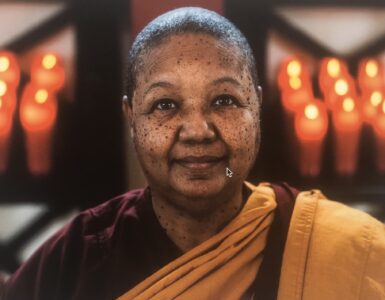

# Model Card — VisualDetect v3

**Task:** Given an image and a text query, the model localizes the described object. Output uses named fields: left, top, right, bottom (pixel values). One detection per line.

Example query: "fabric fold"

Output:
left=117, top=183, right=277, bottom=300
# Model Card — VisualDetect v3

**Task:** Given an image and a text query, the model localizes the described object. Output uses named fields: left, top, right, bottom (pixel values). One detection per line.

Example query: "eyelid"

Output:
left=212, top=94, right=241, bottom=106
left=150, top=98, right=178, bottom=112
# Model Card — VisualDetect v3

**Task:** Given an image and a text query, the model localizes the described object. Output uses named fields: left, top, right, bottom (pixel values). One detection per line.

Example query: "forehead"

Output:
left=137, top=33, right=245, bottom=76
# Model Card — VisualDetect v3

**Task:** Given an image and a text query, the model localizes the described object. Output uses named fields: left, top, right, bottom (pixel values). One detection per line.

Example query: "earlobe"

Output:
left=123, top=95, right=135, bottom=139
left=256, top=85, right=263, bottom=104
left=122, top=95, right=133, bottom=123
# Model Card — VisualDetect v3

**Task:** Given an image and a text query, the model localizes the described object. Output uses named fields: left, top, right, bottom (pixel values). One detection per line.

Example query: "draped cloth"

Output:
left=117, top=182, right=277, bottom=300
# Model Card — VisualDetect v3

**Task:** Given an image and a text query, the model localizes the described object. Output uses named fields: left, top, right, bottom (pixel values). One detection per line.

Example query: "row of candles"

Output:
left=0, top=51, right=65, bottom=175
left=279, top=56, right=385, bottom=177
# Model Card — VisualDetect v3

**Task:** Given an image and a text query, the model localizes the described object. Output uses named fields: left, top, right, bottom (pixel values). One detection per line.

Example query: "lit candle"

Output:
left=332, top=96, right=362, bottom=176
left=319, top=57, right=349, bottom=97
left=20, top=84, right=57, bottom=175
left=325, top=75, right=356, bottom=110
left=294, top=100, right=328, bottom=177
left=0, top=51, right=20, bottom=90
left=361, top=90, right=384, bottom=123
left=30, top=53, right=65, bottom=92
left=358, top=58, right=384, bottom=92
left=278, top=58, right=313, bottom=112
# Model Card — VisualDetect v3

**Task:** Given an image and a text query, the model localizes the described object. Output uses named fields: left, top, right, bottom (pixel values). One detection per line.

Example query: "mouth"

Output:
left=174, top=155, right=227, bottom=170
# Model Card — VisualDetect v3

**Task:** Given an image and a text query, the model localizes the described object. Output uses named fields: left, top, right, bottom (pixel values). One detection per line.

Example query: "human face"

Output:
left=127, top=33, right=260, bottom=210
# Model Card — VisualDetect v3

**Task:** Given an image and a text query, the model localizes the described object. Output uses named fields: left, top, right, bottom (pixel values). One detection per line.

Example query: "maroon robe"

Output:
left=1, top=183, right=297, bottom=300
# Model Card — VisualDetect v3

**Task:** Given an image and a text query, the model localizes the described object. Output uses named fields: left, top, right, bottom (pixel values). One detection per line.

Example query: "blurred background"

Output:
left=0, top=0, right=385, bottom=278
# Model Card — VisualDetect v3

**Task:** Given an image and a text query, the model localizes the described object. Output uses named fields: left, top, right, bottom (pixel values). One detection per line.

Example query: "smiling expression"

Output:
left=127, top=33, right=260, bottom=211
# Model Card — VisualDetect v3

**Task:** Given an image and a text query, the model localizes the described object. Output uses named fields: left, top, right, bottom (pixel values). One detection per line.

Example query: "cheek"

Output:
left=133, top=119, right=175, bottom=164
left=217, top=111, right=258, bottom=165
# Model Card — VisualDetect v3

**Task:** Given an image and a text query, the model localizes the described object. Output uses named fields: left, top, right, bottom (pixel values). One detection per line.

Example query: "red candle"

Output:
left=319, top=57, right=349, bottom=98
left=332, top=96, right=362, bottom=176
left=30, top=53, right=65, bottom=92
left=294, top=100, right=328, bottom=177
left=358, top=58, right=384, bottom=92
left=278, top=58, right=313, bottom=112
left=325, top=75, right=356, bottom=110
left=361, top=89, right=384, bottom=123
left=20, top=84, right=57, bottom=175
left=0, top=51, right=20, bottom=90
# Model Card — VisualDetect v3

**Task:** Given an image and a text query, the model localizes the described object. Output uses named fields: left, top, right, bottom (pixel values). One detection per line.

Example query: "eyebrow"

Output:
left=211, top=76, right=241, bottom=87
left=143, top=76, right=241, bottom=98
left=143, top=81, right=175, bottom=98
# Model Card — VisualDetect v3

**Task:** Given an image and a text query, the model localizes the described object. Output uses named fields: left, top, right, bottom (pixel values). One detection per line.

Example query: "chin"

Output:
left=171, top=177, right=229, bottom=199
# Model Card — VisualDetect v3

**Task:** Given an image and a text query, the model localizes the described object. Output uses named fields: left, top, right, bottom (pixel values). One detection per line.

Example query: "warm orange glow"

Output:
left=0, top=57, right=10, bottom=72
left=287, top=60, right=301, bottom=77
left=304, top=104, right=319, bottom=120
left=366, top=60, right=378, bottom=78
left=0, top=99, right=2, bottom=109
left=342, top=97, right=355, bottom=112
left=295, top=101, right=328, bottom=141
left=35, top=89, right=49, bottom=104
left=42, top=54, right=57, bottom=70
left=289, top=77, right=302, bottom=90
left=31, top=53, right=65, bottom=92
left=20, top=85, right=57, bottom=175
left=370, top=91, right=383, bottom=107
left=0, top=80, right=7, bottom=97
left=20, top=85, right=57, bottom=132
left=334, top=79, right=348, bottom=96
left=327, top=59, right=340, bottom=77
left=0, top=52, right=20, bottom=89
left=382, top=101, right=385, bottom=114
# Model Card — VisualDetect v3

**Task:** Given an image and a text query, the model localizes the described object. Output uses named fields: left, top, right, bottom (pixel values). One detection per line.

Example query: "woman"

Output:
left=2, top=7, right=385, bottom=300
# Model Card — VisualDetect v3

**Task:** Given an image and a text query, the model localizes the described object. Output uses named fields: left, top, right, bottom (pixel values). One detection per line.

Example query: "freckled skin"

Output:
left=125, top=33, right=260, bottom=251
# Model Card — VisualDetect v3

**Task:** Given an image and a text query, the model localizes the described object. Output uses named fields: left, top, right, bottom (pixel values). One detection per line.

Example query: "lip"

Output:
left=174, top=155, right=226, bottom=170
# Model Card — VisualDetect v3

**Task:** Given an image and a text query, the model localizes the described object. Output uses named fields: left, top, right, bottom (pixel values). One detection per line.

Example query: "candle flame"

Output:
left=42, top=54, right=57, bottom=70
left=289, top=77, right=302, bottom=90
left=343, top=97, right=355, bottom=112
left=365, top=60, right=378, bottom=78
left=0, top=56, right=10, bottom=72
left=0, top=80, right=7, bottom=97
left=370, top=91, right=383, bottom=107
left=334, top=79, right=348, bottom=96
left=287, top=60, right=301, bottom=77
left=35, top=89, right=48, bottom=104
left=304, top=104, right=319, bottom=120
left=327, top=59, right=340, bottom=77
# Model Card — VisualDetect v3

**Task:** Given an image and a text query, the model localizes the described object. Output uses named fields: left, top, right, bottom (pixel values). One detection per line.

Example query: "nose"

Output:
left=178, top=110, right=216, bottom=144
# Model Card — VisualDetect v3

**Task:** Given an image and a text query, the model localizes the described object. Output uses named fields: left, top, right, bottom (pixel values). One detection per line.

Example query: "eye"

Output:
left=213, top=94, right=239, bottom=107
left=153, top=99, right=177, bottom=111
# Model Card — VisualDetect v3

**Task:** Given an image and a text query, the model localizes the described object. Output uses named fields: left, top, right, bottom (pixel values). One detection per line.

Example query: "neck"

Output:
left=152, top=185, right=245, bottom=253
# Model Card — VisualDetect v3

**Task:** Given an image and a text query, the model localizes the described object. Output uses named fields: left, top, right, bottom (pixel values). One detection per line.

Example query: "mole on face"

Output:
left=130, top=33, right=260, bottom=212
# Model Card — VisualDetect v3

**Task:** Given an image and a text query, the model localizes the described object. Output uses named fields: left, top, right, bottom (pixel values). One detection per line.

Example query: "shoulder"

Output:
left=81, top=188, right=148, bottom=236
left=311, top=192, right=383, bottom=239
left=294, top=190, right=384, bottom=250
left=279, top=190, right=385, bottom=299
left=2, top=188, right=149, bottom=300
left=300, top=191, right=385, bottom=297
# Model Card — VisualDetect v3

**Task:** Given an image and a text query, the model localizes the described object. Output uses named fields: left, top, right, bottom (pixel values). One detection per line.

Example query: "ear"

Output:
left=122, top=95, right=134, bottom=138
left=256, top=85, right=263, bottom=104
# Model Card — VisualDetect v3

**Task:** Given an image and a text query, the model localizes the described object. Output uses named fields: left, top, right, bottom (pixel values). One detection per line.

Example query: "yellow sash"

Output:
left=118, top=182, right=277, bottom=300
